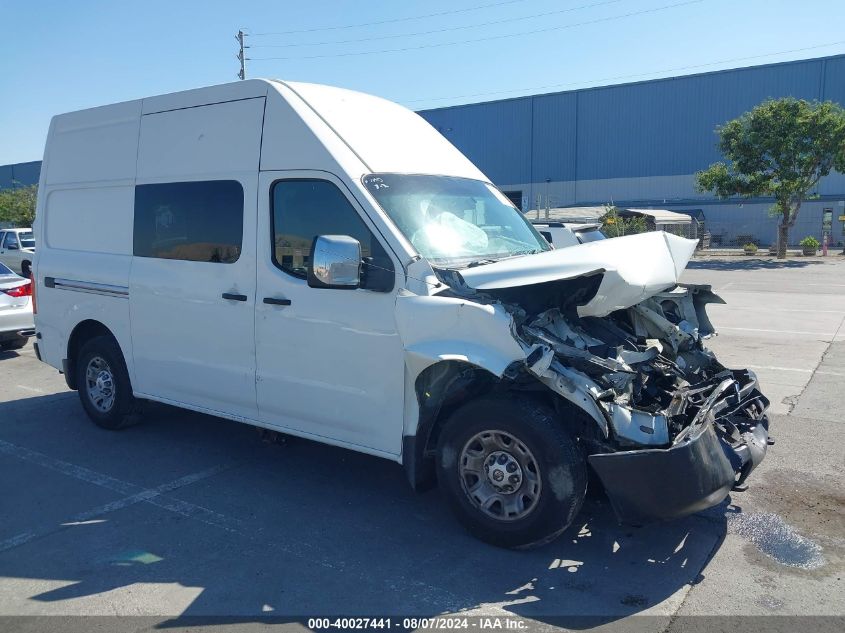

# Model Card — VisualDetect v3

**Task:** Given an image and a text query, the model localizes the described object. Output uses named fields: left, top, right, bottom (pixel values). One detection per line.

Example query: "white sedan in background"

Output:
left=531, top=221, right=607, bottom=248
left=0, top=261, right=34, bottom=352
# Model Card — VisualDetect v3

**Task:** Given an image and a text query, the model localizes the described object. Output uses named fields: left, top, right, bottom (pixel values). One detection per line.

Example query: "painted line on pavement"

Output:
left=743, top=364, right=845, bottom=377
left=715, top=307, right=845, bottom=314
left=745, top=364, right=812, bottom=373
left=718, top=326, right=835, bottom=336
left=14, top=385, right=45, bottom=394
left=0, top=439, right=462, bottom=610
left=0, top=453, right=238, bottom=553
left=726, top=281, right=845, bottom=287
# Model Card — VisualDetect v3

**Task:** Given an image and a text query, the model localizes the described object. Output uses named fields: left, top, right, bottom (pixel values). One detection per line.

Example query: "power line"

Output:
left=249, top=0, right=531, bottom=36
left=405, top=40, right=845, bottom=107
left=249, top=0, right=704, bottom=62
left=249, top=0, right=623, bottom=49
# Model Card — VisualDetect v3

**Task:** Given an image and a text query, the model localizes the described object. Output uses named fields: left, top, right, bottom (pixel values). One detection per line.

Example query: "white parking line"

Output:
left=15, top=385, right=45, bottom=394
left=0, top=449, right=238, bottom=553
left=728, top=281, right=845, bottom=287
left=717, top=307, right=845, bottom=314
left=745, top=364, right=812, bottom=373
left=743, top=364, right=845, bottom=377
left=718, top=326, right=834, bottom=336
left=0, top=439, right=462, bottom=610
left=0, top=439, right=139, bottom=496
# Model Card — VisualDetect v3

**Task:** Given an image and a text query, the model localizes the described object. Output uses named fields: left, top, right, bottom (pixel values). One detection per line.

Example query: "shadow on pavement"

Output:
left=0, top=394, right=729, bottom=624
left=688, top=258, right=826, bottom=271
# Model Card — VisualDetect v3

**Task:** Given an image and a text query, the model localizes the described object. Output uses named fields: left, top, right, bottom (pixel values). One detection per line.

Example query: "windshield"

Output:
left=363, top=174, right=550, bottom=266
left=0, top=261, right=13, bottom=276
left=18, top=232, right=34, bottom=248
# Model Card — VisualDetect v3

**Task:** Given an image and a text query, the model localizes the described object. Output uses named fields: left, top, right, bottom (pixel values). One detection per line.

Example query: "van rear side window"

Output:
left=133, top=180, right=244, bottom=263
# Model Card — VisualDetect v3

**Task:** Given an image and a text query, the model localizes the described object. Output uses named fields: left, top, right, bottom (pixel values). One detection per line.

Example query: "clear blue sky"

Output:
left=3, top=0, right=845, bottom=164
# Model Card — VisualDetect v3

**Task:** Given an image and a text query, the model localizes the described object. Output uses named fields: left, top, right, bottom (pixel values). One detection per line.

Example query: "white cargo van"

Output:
left=33, top=80, right=770, bottom=547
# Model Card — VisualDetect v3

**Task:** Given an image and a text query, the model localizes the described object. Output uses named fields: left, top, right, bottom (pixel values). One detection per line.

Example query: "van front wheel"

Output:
left=76, top=336, right=141, bottom=430
left=436, top=396, right=586, bottom=549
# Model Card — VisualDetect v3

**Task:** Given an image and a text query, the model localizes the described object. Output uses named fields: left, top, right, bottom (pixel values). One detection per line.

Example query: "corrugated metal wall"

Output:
left=421, top=55, right=842, bottom=184
left=0, top=161, right=40, bottom=190
left=419, top=54, right=845, bottom=246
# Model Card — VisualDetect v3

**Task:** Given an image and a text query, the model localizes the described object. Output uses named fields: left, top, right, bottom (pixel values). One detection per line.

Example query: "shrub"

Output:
left=600, top=205, right=649, bottom=238
left=799, top=236, right=820, bottom=248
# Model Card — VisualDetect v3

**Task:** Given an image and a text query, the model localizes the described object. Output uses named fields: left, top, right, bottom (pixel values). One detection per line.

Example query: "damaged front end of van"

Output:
left=430, top=231, right=770, bottom=525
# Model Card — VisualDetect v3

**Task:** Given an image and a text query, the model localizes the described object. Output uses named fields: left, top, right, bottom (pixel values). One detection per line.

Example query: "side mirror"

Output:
left=307, top=235, right=361, bottom=290
left=6, top=243, right=18, bottom=250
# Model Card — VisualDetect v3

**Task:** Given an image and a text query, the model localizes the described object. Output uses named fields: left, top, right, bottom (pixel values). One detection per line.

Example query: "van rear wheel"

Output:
left=75, top=336, right=141, bottom=430
left=436, top=395, right=587, bottom=549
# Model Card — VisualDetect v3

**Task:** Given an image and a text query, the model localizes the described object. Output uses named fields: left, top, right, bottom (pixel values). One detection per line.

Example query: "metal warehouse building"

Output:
left=0, top=161, right=40, bottom=190
left=419, top=54, right=845, bottom=247
left=3, top=54, right=845, bottom=245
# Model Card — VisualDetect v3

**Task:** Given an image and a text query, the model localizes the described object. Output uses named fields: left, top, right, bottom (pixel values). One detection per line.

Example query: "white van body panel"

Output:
left=279, top=81, right=486, bottom=179
left=395, top=293, right=525, bottom=380
left=137, top=98, right=266, bottom=180
left=141, top=80, right=269, bottom=115
left=130, top=98, right=265, bottom=418
left=35, top=100, right=141, bottom=380
left=32, top=77, right=521, bottom=463
left=256, top=170, right=405, bottom=455
left=43, top=100, right=142, bottom=187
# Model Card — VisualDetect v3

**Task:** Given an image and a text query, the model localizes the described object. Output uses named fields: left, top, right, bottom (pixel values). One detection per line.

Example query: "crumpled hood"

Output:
left=456, top=231, right=698, bottom=318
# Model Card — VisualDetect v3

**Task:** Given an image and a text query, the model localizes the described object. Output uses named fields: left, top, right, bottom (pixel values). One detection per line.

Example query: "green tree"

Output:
left=696, top=98, right=845, bottom=258
left=0, top=183, right=37, bottom=227
left=600, top=205, right=648, bottom=238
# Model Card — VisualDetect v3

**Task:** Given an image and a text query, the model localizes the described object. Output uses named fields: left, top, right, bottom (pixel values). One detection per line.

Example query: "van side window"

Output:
left=271, top=179, right=394, bottom=289
left=134, top=180, right=244, bottom=263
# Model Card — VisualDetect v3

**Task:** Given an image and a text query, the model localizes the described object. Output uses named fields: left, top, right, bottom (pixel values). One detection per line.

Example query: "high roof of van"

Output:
left=44, top=79, right=486, bottom=186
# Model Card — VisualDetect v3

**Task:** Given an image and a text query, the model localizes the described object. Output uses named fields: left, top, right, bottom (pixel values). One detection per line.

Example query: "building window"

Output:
left=133, top=180, right=244, bottom=263
left=271, top=179, right=393, bottom=289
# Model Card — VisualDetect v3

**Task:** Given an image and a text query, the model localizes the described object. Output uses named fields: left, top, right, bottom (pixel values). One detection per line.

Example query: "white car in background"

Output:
left=0, top=261, right=34, bottom=351
left=531, top=221, right=606, bottom=248
left=0, top=227, right=36, bottom=277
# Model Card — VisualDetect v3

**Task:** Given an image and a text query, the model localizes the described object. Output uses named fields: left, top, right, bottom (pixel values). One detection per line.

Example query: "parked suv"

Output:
left=32, top=79, right=770, bottom=548
left=0, top=227, right=35, bottom=277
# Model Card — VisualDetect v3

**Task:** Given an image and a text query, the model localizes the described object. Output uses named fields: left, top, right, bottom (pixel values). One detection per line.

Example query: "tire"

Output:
left=436, top=395, right=587, bottom=549
left=75, top=335, right=141, bottom=430
left=21, top=261, right=31, bottom=278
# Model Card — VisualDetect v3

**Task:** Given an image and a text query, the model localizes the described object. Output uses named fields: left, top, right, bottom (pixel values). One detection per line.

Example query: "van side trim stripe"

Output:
left=44, top=277, right=129, bottom=298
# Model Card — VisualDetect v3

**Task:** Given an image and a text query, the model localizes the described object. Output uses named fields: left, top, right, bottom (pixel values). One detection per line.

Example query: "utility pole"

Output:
left=236, top=30, right=247, bottom=80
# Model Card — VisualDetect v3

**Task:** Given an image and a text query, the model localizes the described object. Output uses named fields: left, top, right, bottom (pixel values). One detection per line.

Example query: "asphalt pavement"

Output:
left=0, top=256, right=842, bottom=631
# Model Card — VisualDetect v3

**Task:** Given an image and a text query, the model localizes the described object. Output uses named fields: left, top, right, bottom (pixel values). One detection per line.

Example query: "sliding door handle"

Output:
left=263, top=297, right=292, bottom=306
left=222, top=292, right=248, bottom=302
